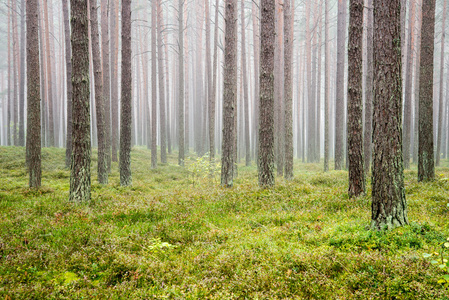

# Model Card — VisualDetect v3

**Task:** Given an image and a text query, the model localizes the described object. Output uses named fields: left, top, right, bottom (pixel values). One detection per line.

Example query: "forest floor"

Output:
left=1, top=147, right=449, bottom=299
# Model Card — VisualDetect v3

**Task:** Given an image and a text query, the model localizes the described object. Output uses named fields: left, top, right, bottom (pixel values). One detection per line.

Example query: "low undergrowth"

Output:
left=1, top=146, right=449, bottom=299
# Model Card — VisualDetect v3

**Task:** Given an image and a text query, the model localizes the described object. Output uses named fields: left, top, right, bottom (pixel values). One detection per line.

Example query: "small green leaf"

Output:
left=438, top=264, right=446, bottom=269
left=438, top=279, right=446, bottom=284
left=431, top=260, right=439, bottom=265
left=423, top=253, right=432, bottom=258
left=442, top=275, right=449, bottom=281
left=445, top=242, right=449, bottom=248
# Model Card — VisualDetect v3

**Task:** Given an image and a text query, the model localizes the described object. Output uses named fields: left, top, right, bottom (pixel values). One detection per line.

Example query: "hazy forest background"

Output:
left=2, top=0, right=449, bottom=298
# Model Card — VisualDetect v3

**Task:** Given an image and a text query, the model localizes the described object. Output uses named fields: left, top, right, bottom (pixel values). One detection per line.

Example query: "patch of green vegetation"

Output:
left=1, top=146, right=449, bottom=299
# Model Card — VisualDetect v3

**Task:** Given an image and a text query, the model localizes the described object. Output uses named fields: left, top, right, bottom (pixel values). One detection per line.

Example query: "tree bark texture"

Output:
left=347, top=0, right=365, bottom=197
left=157, top=0, right=167, bottom=164
left=284, top=0, right=293, bottom=179
left=120, top=0, right=132, bottom=186
left=63, top=0, right=73, bottom=168
left=101, top=0, right=111, bottom=172
left=18, top=0, right=25, bottom=146
left=151, top=0, right=158, bottom=168
left=221, top=0, right=237, bottom=187
left=69, top=0, right=91, bottom=202
left=110, top=0, right=119, bottom=163
left=372, top=0, right=408, bottom=230
left=436, top=0, right=447, bottom=166
left=241, top=0, right=251, bottom=167
left=418, top=0, right=436, bottom=182
left=364, top=0, right=374, bottom=174
left=258, top=0, right=275, bottom=187
left=324, top=0, right=330, bottom=172
left=27, top=0, right=41, bottom=188
left=209, top=0, right=219, bottom=161
left=90, top=0, right=108, bottom=184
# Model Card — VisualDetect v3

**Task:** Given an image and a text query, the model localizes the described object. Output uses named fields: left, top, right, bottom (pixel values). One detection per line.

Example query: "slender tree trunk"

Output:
left=209, top=0, right=220, bottom=161
left=221, top=0, right=237, bottom=187
left=69, top=0, right=91, bottom=202
left=258, top=0, right=275, bottom=187
left=120, top=0, right=132, bottom=186
left=284, top=0, right=293, bottom=179
left=62, top=0, right=73, bottom=167
left=151, top=0, right=158, bottom=168
left=18, top=0, right=25, bottom=146
left=7, top=1, right=11, bottom=146
left=324, top=0, right=330, bottom=172
left=372, top=0, right=408, bottom=230
left=241, top=0, right=251, bottom=166
left=110, top=0, right=119, bottom=163
left=12, top=0, right=19, bottom=146
left=42, top=0, right=54, bottom=147
left=178, top=0, right=185, bottom=166
left=157, top=0, right=167, bottom=164
left=347, top=0, right=365, bottom=197
left=436, top=0, right=447, bottom=166
left=316, top=1, right=323, bottom=163
left=418, top=0, right=436, bottom=181
left=252, top=0, right=260, bottom=167
left=89, top=0, right=107, bottom=184
left=413, top=0, right=423, bottom=164
left=27, top=0, right=41, bottom=188
left=101, top=0, right=111, bottom=172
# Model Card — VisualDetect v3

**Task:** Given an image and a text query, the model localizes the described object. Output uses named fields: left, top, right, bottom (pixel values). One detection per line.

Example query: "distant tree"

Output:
left=18, top=0, right=25, bottom=146
left=89, top=0, right=108, bottom=184
left=101, top=0, right=111, bottom=172
left=371, top=0, right=408, bottom=229
left=324, top=0, right=330, bottom=172
left=284, top=0, right=293, bottom=179
left=347, top=0, right=365, bottom=197
left=62, top=0, right=73, bottom=168
left=418, top=0, right=436, bottom=182
left=241, top=0, right=250, bottom=167
left=110, top=0, right=119, bottom=163
left=120, top=0, right=132, bottom=186
left=335, top=0, right=347, bottom=170
left=27, top=0, right=41, bottom=188
left=178, top=0, right=185, bottom=166
left=436, top=0, right=447, bottom=166
left=151, top=0, right=157, bottom=168
left=258, top=0, right=275, bottom=187
left=157, top=0, right=167, bottom=164
left=209, top=0, right=220, bottom=161
left=69, top=0, right=91, bottom=202
left=221, top=0, right=237, bottom=187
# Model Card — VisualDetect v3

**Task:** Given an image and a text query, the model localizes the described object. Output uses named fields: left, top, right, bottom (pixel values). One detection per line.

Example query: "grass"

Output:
left=1, top=146, right=449, bottom=299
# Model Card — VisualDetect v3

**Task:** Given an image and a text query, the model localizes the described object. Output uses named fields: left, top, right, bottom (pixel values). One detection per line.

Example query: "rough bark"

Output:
left=347, top=0, right=365, bottom=197
left=413, top=0, right=423, bottom=164
left=418, top=0, right=436, bottom=181
left=335, top=0, right=347, bottom=170
left=284, top=0, right=293, bottom=179
left=372, top=0, right=408, bottom=230
left=120, top=0, right=132, bottom=186
left=27, top=0, right=41, bottom=188
left=436, top=0, right=447, bottom=166
left=62, top=0, right=73, bottom=168
left=364, top=0, right=374, bottom=174
left=42, top=0, right=54, bottom=147
left=89, top=0, right=107, bottom=184
left=258, top=0, right=275, bottom=187
left=221, top=0, right=237, bottom=187
left=241, top=0, right=251, bottom=166
left=69, top=0, right=91, bottom=202
left=110, top=0, right=119, bottom=163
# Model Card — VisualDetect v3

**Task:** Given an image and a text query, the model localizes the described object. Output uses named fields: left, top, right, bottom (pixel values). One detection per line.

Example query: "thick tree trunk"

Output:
left=69, top=0, right=91, bottom=202
left=418, top=0, right=436, bottom=181
left=120, top=0, right=132, bottom=186
left=372, top=0, right=408, bottom=230
left=284, top=0, right=293, bottom=179
left=157, top=0, right=167, bottom=164
left=27, top=0, right=41, bottom=188
left=89, top=0, right=107, bottom=184
left=221, top=0, right=237, bottom=187
left=335, top=0, right=347, bottom=170
left=436, top=0, right=447, bottom=166
left=258, top=0, right=276, bottom=187
left=347, top=0, right=365, bottom=198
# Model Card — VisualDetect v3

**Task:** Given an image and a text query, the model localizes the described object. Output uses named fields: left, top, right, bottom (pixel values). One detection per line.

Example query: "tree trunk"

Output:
left=178, top=0, right=185, bottom=166
left=110, top=0, right=119, bottom=163
left=436, top=0, right=447, bottom=166
left=63, top=0, right=73, bottom=168
left=252, top=0, right=260, bottom=167
left=69, top=0, right=91, bottom=202
left=372, top=0, right=408, bottom=230
left=101, top=0, right=111, bottom=172
left=42, top=0, right=54, bottom=147
left=27, top=0, right=41, bottom=188
left=418, top=0, right=436, bottom=181
left=403, top=0, right=416, bottom=169
left=258, top=0, right=276, bottom=187
left=209, top=0, right=220, bottom=161
left=413, top=0, right=423, bottom=164
left=221, top=0, right=237, bottom=187
left=241, top=0, right=251, bottom=166
left=89, top=0, right=107, bottom=184
left=347, top=0, right=365, bottom=198
left=151, top=0, right=157, bottom=168
left=284, top=0, right=293, bottom=179
left=120, top=0, right=132, bottom=186
left=18, top=0, right=25, bottom=146
left=157, top=0, right=167, bottom=164
left=324, top=0, right=330, bottom=172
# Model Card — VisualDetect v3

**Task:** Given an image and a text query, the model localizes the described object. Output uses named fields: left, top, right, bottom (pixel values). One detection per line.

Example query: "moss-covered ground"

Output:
left=1, top=146, right=449, bottom=299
